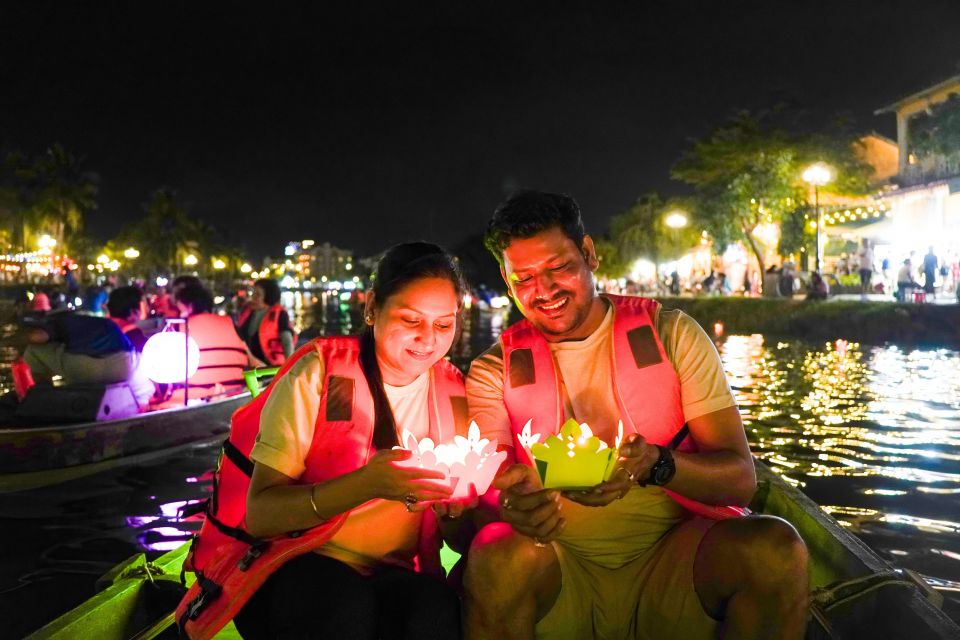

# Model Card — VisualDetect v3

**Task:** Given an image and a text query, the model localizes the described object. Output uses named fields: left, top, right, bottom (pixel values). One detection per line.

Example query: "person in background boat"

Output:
left=107, top=286, right=148, bottom=352
left=20, top=309, right=137, bottom=388
left=162, top=282, right=256, bottom=402
left=227, top=243, right=467, bottom=639
left=463, top=191, right=809, bottom=640
left=237, top=278, right=296, bottom=366
left=84, top=284, right=109, bottom=315
left=30, top=289, right=52, bottom=313
left=170, top=275, right=202, bottom=316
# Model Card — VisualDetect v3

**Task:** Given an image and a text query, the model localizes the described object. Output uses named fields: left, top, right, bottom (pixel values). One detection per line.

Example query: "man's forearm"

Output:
left=668, top=449, right=756, bottom=506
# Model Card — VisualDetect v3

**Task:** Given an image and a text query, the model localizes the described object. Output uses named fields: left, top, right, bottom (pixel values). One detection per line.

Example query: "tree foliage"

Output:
left=671, top=111, right=871, bottom=272
left=0, top=145, right=98, bottom=253
left=607, top=193, right=700, bottom=277
left=111, top=188, right=209, bottom=276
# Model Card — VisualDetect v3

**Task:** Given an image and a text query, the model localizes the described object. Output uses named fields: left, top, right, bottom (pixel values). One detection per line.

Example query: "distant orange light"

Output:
left=714, top=322, right=724, bottom=337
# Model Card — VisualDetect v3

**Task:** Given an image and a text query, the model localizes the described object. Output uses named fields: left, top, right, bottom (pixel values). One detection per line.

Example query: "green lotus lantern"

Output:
left=528, top=418, right=622, bottom=489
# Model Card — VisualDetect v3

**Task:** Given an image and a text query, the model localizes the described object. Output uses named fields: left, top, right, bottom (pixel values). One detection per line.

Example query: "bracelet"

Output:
left=309, top=484, right=324, bottom=521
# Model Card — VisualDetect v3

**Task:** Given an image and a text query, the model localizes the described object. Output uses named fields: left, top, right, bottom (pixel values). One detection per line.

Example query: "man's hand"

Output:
left=562, top=433, right=659, bottom=507
left=492, top=464, right=565, bottom=543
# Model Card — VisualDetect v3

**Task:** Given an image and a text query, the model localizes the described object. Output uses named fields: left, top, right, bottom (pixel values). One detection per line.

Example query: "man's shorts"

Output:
left=535, top=511, right=718, bottom=640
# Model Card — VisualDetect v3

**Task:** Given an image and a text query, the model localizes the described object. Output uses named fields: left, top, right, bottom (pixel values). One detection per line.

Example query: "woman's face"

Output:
left=250, top=285, right=267, bottom=309
left=371, top=277, right=458, bottom=386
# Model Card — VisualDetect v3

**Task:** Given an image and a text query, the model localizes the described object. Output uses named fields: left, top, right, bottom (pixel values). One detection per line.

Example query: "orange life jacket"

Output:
left=176, top=335, right=468, bottom=640
left=500, top=294, right=747, bottom=521
left=237, top=304, right=297, bottom=366
left=184, top=313, right=249, bottom=397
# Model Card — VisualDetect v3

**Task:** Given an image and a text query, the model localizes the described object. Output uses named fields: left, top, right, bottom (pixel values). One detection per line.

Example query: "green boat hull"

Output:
left=26, top=462, right=960, bottom=639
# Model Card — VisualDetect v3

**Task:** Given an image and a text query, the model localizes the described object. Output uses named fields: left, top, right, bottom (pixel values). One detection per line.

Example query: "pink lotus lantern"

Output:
left=394, top=422, right=507, bottom=499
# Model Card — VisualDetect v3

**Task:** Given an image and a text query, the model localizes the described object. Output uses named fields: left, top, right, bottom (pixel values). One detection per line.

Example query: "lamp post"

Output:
left=802, top=163, right=832, bottom=273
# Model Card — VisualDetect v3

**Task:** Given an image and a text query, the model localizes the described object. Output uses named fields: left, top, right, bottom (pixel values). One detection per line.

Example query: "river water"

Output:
left=0, top=300, right=958, bottom=637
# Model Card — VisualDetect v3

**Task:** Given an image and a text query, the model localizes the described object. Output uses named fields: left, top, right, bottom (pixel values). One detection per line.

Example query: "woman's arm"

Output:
left=246, top=450, right=454, bottom=539
left=245, top=462, right=374, bottom=538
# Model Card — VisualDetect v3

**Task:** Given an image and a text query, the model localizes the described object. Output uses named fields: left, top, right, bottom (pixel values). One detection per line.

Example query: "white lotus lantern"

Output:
left=394, top=422, right=507, bottom=499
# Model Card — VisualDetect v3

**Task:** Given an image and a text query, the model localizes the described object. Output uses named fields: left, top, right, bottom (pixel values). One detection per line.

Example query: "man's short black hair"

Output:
left=106, top=286, right=143, bottom=319
left=483, top=190, right=586, bottom=264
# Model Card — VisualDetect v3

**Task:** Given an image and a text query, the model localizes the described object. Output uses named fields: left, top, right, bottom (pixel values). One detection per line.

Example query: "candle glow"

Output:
left=394, top=422, right=507, bottom=499
left=527, top=418, right=622, bottom=489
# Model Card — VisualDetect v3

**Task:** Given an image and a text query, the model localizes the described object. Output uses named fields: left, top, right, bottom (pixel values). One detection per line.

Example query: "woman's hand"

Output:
left=360, top=449, right=453, bottom=510
left=431, top=483, right=480, bottom=520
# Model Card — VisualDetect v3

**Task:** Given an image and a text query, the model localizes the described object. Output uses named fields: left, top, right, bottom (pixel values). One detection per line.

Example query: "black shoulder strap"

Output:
left=222, top=439, right=254, bottom=477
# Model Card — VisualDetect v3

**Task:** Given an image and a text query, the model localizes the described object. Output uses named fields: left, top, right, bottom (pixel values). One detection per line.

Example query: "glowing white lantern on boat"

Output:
left=141, top=331, right=200, bottom=383
left=527, top=418, right=622, bottom=489
left=394, top=422, right=507, bottom=499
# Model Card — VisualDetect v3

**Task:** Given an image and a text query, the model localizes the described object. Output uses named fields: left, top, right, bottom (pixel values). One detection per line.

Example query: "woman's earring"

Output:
left=365, top=314, right=374, bottom=325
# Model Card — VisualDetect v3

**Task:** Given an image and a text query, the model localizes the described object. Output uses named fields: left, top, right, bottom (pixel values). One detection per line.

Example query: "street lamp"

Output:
left=184, top=254, right=198, bottom=266
left=802, top=162, right=832, bottom=273
left=213, top=259, right=226, bottom=270
left=665, top=212, right=688, bottom=229
left=123, top=247, right=140, bottom=259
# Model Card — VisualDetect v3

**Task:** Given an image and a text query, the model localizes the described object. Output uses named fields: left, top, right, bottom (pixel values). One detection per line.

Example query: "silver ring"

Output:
left=501, top=496, right=512, bottom=511
left=403, top=493, right=418, bottom=510
left=533, top=538, right=547, bottom=548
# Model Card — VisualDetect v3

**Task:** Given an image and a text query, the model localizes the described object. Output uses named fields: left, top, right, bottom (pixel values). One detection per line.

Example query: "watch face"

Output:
left=653, top=464, right=673, bottom=486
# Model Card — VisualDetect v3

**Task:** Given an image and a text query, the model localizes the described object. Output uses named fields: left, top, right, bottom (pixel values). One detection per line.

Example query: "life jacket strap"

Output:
left=668, top=424, right=690, bottom=450
left=179, top=573, right=223, bottom=627
left=222, top=439, right=254, bottom=477
left=205, top=511, right=262, bottom=548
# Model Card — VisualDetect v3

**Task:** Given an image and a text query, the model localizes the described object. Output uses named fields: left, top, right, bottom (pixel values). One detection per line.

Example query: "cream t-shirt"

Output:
left=465, top=301, right=738, bottom=566
left=250, top=351, right=432, bottom=571
left=466, top=302, right=737, bottom=449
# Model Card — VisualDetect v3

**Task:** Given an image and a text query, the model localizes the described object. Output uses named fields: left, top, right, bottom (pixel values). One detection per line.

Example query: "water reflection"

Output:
left=720, top=334, right=960, bottom=589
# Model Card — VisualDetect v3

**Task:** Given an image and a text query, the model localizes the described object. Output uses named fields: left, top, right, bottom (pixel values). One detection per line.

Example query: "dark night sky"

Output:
left=2, top=1, right=959, bottom=262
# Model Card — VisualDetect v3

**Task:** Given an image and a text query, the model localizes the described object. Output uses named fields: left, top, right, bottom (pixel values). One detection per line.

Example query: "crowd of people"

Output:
left=13, top=276, right=297, bottom=410
left=172, top=191, right=808, bottom=640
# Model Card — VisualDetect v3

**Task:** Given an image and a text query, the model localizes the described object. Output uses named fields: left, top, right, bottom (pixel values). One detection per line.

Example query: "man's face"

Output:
left=500, top=226, right=600, bottom=341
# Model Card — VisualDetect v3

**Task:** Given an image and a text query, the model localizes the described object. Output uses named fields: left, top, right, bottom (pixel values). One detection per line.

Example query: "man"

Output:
left=22, top=309, right=136, bottom=387
left=922, top=246, right=938, bottom=296
left=896, top=259, right=920, bottom=302
left=463, top=191, right=808, bottom=640
left=107, top=285, right=148, bottom=352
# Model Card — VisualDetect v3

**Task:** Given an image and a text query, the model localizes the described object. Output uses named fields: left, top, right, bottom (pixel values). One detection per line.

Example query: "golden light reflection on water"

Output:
left=719, top=334, right=960, bottom=575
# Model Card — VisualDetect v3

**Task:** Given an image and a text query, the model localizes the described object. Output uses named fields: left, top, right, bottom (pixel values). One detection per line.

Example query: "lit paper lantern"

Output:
left=527, top=418, right=623, bottom=489
left=141, top=331, right=200, bottom=383
left=394, top=422, right=507, bottom=499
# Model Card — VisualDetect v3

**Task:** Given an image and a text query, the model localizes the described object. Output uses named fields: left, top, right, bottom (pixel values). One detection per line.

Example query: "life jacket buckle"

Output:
left=186, top=578, right=222, bottom=620
left=236, top=543, right=266, bottom=571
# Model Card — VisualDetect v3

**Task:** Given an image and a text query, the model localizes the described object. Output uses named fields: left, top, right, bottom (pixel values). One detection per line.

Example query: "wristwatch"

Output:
left=641, top=446, right=676, bottom=487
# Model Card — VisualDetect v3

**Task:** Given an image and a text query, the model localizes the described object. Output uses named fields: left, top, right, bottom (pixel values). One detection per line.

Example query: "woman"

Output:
left=165, top=282, right=254, bottom=402
left=177, top=243, right=468, bottom=640
left=236, top=278, right=296, bottom=365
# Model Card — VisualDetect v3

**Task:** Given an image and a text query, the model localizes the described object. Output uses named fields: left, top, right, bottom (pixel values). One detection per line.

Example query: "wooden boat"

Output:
left=0, top=368, right=279, bottom=493
left=0, top=391, right=247, bottom=493
left=25, top=462, right=960, bottom=639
